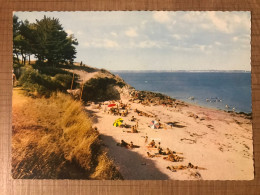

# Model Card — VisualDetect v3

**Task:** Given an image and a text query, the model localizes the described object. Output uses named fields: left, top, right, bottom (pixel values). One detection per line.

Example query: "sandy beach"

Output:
left=85, top=93, right=253, bottom=180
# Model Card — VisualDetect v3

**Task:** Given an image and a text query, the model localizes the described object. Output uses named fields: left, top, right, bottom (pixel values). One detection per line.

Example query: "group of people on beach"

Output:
left=105, top=101, right=130, bottom=117
left=146, top=138, right=184, bottom=162
left=92, top=93, right=205, bottom=175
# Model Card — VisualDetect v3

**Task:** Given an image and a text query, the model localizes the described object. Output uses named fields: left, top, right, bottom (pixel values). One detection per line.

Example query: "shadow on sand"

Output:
left=100, top=134, right=170, bottom=180
left=166, top=121, right=186, bottom=128
left=84, top=108, right=101, bottom=123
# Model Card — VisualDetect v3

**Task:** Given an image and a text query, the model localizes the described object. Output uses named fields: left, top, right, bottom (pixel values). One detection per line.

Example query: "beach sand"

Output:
left=85, top=96, right=254, bottom=180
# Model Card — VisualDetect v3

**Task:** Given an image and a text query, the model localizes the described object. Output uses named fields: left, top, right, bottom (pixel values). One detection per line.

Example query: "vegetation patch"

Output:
left=82, top=77, right=125, bottom=102
left=18, top=66, right=76, bottom=97
left=12, top=90, right=122, bottom=179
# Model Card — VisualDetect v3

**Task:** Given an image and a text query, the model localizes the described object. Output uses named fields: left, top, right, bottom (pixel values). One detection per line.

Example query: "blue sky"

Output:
left=14, top=11, right=251, bottom=71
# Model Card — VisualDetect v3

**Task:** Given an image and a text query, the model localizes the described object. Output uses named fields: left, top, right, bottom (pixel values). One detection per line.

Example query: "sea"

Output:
left=111, top=71, right=252, bottom=113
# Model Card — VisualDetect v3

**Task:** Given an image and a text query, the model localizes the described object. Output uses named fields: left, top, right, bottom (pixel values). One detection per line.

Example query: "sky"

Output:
left=14, top=11, right=251, bottom=71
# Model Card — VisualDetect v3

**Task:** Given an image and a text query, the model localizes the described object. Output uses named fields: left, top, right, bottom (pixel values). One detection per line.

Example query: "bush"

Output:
left=82, top=77, right=121, bottom=102
left=18, top=66, right=74, bottom=97
left=54, top=74, right=73, bottom=89
left=33, top=64, right=73, bottom=77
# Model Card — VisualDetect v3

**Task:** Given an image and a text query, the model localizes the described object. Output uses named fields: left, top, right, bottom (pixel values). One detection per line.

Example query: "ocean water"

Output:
left=112, top=71, right=252, bottom=113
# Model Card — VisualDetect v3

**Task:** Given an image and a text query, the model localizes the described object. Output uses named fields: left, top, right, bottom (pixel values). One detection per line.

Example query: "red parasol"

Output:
left=108, top=103, right=116, bottom=107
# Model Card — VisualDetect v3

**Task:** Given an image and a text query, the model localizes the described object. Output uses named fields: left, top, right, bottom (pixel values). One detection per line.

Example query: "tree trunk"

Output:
left=13, top=48, right=20, bottom=64
left=15, top=53, right=20, bottom=64
left=23, top=55, right=26, bottom=65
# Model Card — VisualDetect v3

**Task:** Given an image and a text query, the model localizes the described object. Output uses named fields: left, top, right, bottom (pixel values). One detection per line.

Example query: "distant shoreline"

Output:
left=111, top=71, right=252, bottom=114
left=134, top=89, right=252, bottom=116
left=111, top=70, right=251, bottom=73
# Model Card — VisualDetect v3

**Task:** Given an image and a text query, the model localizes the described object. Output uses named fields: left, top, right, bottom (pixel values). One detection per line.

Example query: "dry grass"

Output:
left=12, top=89, right=122, bottom=179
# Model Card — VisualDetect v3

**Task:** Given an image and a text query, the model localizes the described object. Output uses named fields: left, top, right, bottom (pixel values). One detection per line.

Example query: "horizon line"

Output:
left=109, top=70, right=251, bottom=73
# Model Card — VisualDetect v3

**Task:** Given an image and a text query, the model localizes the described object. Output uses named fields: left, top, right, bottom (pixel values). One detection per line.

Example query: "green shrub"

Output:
left=54, top=74, right=73, bottom=89
left=33, top=65, right=72, bottom=77
left=18, top=66, right=74, bottom=97
left=82, top=77, right=121, bottom=102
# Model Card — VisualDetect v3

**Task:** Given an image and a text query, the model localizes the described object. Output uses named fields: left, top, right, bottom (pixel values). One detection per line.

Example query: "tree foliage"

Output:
left=13, top=15, right=78, bottom=66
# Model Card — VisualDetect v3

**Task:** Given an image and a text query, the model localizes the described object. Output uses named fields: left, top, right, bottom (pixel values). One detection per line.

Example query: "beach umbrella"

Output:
left=150, top=120, right=159, bottom=129
left=108, top=103, right=116, bottom=107
left=113, top=118, right=124, bottom=127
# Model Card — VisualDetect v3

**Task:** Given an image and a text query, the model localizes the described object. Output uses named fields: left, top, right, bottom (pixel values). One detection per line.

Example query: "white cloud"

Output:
left=208, top=12, right=230, bottom=33
left=125, top=28, right=138, bottom=37
left=233, top=36, right=239, bottom=42
left=183, top=12, right=205, bottom=22
left=77, top=31, right=83, bottom=35
left=110, top=32, right=118, bottom=37
left=83, top=42, right=90, bottom=47
left=138, top=40, right=160, bottom=48
left=207, top=12, right=250, bottom=34
left=128, top=40, right=164, bottom=49
left=104, top=39, right=119, bottom=48
left=66, top=29, right=74, bottom=35
left=214, top=41, right=222, bottom=46
left=83, top=39, right=119, bottom=49
left=192, top=44, right=213, bottom=54
left=199, top=45, right=206, bottom=51
left=182, top=12, right=250, bottom=35
left=171, top=34, right=187, bottom=40
left=232, top=34, right=250, bottom=46
left=141, top=20, right=147, bottom=28
left=153, top=11, right=170, bottom=23
left=172, top=34, right=181, bottom=40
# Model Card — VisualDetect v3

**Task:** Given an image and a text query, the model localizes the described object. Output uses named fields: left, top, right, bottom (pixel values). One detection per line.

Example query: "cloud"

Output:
left=76, top=31, right=83, bottom=35
left=208, top=12, right=230, bottom=33
left=65, top=29, right=74, bottom=35
left=214, top=41, right=222, bottom=46
left=104, top=39, right=119, bottom=48
left=183, top=12, right=205, bottom=22
left=153, top=11, right=170, bottom=23
left=110, top=32, right=118, bottom=37
left=233, top=36, right=239, bottom=42
left=232, top=34, right=250, bottom=47
left=171, top=34, right=187, bottom=40
left=83, top=39, right=119, bottom=49
left=207, top=12, right=250, bottom=34
left=138, top=40, right=161, bottom=48
left=125, top=28, right=138, bottom=37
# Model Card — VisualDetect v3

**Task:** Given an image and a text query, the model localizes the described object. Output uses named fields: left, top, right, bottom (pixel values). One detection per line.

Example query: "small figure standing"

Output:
left=12, top=70, right=16, bottom=86
left=144, top=136, right=148, bottom=143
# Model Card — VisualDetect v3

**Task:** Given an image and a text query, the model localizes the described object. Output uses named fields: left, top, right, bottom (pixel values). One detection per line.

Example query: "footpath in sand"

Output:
left=85, top=96, right=254, bottom=180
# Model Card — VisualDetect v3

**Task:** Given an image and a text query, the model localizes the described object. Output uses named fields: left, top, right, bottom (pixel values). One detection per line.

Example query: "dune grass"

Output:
left=12, top=89, right=122, bottom=179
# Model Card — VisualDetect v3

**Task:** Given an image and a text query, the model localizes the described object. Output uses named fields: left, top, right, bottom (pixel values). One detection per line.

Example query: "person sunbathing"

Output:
left=147, top=152, right=154, bottom=158
left=148, top=140, right=156, bottom=148
left=164, top=153, right=184, bottom=162
left=116, top=140, right=129, bottom=148
left=187, top=162, right=206, bottom=170
left=147, top=152, right=160, bottom=158
left=166, top=148, right=172, bottom=155
left=129, top=141, right=134, bottom=149
left=167, top=165, right=186, bottom=172
left=158, top=147, right=167, bottom=155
